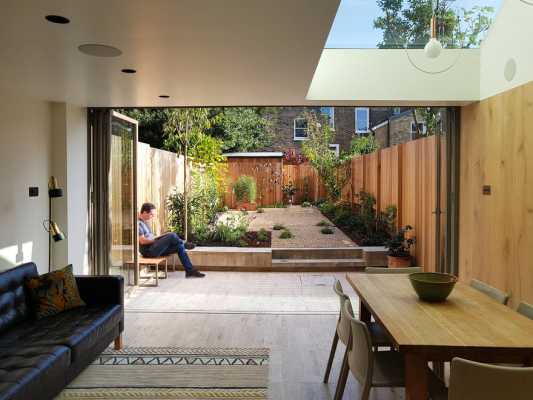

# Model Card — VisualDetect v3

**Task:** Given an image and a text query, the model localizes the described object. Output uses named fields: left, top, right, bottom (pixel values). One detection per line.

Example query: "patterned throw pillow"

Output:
left=25, top=265, right=86, bottom=319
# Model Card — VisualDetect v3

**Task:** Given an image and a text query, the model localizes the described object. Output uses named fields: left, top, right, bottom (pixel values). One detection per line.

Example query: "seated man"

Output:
left=138, top=202, right=205, bottom=278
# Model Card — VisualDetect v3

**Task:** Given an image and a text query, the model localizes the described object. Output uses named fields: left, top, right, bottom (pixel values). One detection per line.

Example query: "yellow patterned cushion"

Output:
left=25, top=265, right=85, bottom=319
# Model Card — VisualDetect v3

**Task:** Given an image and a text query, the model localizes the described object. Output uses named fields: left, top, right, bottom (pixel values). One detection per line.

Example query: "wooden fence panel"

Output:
left=224, top=157, right=283, bottom=207
left=379, top=145, right=402, bottom=221
left=363, top=152, right=380, bottom=208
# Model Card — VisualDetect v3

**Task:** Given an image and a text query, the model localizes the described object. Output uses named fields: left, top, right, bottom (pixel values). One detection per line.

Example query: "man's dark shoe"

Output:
left=184, top=242, right=196, bottom=250
left=186, top=270, right=205, bottom=278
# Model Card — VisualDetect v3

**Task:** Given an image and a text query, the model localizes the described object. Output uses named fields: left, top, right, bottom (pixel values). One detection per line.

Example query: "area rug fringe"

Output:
left=58, top=387, right=267, bottom=399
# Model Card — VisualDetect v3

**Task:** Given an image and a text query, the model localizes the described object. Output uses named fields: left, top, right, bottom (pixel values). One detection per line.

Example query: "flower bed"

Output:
left=193, top=230, right=271, bottom=248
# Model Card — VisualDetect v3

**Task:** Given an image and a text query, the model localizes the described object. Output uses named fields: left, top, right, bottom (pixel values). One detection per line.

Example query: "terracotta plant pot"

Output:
left=387, top=255, right=412, bottom=268
left=237, top=202, right=257, bottom=211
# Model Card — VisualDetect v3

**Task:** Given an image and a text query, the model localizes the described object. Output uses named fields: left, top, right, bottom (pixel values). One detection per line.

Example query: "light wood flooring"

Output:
left=124, top=272, right=405, bottom=400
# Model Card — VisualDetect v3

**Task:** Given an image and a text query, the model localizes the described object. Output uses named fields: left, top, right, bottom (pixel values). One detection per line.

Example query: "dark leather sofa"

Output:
left=0, top=262, right=124, bottom=400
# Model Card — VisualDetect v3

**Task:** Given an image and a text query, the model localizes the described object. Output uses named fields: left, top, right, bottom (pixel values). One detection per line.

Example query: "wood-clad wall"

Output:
left=459, top=81, right=533, bottom=307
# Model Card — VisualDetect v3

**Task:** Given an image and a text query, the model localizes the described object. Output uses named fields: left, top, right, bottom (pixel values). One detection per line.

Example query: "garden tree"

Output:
left=374, top=0, right=495, bottom=49
left=349, top=134, right=380, bottom=156
left=301, top=112, right=351, bottom=202
left=117, top=108, right=168, bottom=148
left=215, top=107, right=273, bottom=152
left=163, top=108, right=212, bottom=240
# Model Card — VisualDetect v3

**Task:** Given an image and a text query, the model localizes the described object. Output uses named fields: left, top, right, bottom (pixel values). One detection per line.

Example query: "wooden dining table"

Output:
left=346, top=273, right=533, bottom=400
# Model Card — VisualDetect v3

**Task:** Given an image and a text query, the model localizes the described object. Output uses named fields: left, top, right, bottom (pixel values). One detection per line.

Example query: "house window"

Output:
left=355, top=107, right=370, bottom=134
left=411, top=122, right=427, bottom=135
left=294, top=118, right=308, bottom=140
left=329, top=144, right=340, bottom=157
left=393, top=107, right=401, bottom=115
left=320, top=106, right=334, bottom=128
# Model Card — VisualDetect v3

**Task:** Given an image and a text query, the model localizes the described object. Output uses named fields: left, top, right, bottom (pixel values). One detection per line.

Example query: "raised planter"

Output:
left=387, top=255, right=412, bottom=268
left=176, top=247, right=271, bottom=271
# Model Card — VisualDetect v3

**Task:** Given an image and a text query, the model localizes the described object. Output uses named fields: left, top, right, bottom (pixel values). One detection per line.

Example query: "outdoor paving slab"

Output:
left=245, top=205, right=357, bottom=249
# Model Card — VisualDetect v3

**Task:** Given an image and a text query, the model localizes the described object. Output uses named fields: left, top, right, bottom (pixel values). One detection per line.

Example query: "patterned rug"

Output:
left=57, top=347, right=269, bottom=399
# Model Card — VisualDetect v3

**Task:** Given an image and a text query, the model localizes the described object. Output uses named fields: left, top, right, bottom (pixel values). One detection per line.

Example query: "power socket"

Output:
left=29, top=187, right=39, bottom=197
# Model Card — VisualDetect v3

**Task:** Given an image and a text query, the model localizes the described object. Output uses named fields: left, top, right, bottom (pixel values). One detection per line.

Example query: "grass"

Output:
left=273, top=223, right=285, bottom=230
left=320, top=227, right=334, bottom=234
left=279, top=229, right=293, bottom=239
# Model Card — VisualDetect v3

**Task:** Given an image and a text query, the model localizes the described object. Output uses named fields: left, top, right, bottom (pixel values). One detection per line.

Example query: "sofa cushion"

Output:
left=25, top=265, right=86, bottom=319
left=0, top=263, right=38, bottom=334
left=0, top=345, right=70, bottom=400
left=0, top=305, right=122, bottom=363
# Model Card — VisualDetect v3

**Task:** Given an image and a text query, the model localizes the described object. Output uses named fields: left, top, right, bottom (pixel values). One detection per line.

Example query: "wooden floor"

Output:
left=124, top=272, right=405, bottom=400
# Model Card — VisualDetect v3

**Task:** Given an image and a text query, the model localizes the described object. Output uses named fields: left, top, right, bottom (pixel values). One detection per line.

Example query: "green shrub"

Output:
left=213, top=214, right=250, bottom=245
left=233, top=175, right=257, bottom=203
left=273, top=223, right=285, bottom=230
left=256, top=208, right=264, bottom=213
left=318, top=200, right=336, bottom=215
left=301, top=201, right=311, bottom=208
left=320, top=227, right=334, bottom=234
left=257, top=228, right=269, bottom=242
left=279, top=229, right=293, bottom=239
left=316, top=220, right=330, bottom=227
left=238, top=239, right=248, bottom=247
left=332, top=203, right=352, bottom=226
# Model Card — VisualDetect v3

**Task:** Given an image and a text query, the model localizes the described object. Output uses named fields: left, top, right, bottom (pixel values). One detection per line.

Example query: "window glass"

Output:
left=320, top=107, right=335, bottom=128
left=355, top=108, right=369, bottom=133
left=294, top=118, right=308, bottom=140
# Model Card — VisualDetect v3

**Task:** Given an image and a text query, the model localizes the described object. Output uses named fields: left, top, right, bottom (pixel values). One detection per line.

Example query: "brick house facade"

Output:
left=261, top=106, right=410, bottom=155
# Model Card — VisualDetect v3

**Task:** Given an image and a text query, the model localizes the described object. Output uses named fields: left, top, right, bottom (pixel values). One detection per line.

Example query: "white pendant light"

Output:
left=424, top=15, right=442, bottom=58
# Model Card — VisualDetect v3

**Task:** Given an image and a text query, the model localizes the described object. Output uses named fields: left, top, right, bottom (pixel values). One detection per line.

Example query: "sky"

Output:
left=325, top=0, right=502, bottom=48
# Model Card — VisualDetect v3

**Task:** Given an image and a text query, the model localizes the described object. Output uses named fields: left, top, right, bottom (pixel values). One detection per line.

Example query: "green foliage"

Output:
left=257, top=228, right=269, bottom=242
left=279, top=229, right=293, bottom=239
left=117, top=108, right=168, bottom=148
left=167, top=169, right=221, bottom=238
left=386, top=225, right=416, bottom=257
left=301, top=201, right=311, bottom=208
left=320, top=227, right=334, bottom=235
left=301, top=112, right=350, bottom=201
left=318, top=200, right=336, bottom=216
left=316, top=220, right=330, bottom=227
left=233, top=176, right=257, bottom=203
left=213, top=213, right=250, bottom=245
left=374, top=0, right=495, bottom=49
left=273, top=223, right=285, bottom=230
left=349, top=135, right=379, bottom=156
left=217, top=108, right=273, bottom=152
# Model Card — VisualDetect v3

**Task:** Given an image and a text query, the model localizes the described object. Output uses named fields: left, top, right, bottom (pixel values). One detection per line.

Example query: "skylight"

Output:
left=325, top=0, right=501, bottom=49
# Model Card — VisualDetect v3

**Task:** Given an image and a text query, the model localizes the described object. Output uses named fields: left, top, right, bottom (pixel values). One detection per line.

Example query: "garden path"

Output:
left=246, top=205, right=357, bottom=248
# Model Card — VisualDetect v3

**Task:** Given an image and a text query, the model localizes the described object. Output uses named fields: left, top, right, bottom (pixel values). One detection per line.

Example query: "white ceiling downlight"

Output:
left=78, top=44, right=122, bottom=57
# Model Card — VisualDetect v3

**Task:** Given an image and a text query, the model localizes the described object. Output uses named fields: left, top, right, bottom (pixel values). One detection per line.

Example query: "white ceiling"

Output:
left=0, top=0, right=341, bottom=107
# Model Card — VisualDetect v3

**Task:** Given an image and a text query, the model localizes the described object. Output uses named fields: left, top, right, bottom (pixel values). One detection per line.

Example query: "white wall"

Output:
left=480, top=0, right=533, bottom=99
left=0, top=97, right=52, bottom=274
left=306, top=49, right=480, bottom=104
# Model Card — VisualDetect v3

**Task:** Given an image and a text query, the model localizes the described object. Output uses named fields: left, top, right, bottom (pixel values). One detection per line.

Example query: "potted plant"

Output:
left=282, top=181, right=298, bottom=206
left=233, top=175, right=257, bottom=211
left=385, top=225, right=416, bottom=268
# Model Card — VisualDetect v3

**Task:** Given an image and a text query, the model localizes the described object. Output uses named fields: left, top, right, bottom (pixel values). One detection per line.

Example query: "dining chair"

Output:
left=342, top=301, right=405, bottom=400
left=323, top=281, right=392, bottom=386
left=517, top=301, right=533, bottom=320
left=364, top=267, right=423, bottom=274
left=446, top=357, right=533, bottom=400
left=470, top=279, right=509, bottom=305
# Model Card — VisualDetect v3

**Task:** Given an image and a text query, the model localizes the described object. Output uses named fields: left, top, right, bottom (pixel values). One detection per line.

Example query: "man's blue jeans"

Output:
left=141, top=233, right=194, bottom=272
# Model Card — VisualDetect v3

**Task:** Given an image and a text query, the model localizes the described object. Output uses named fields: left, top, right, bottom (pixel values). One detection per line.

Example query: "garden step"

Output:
left=271, top=258, right=366, bottom=272
left=272, top=247, right=363, bottom=260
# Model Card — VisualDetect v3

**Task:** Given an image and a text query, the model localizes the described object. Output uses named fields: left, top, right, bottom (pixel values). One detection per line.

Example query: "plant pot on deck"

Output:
left=387, top=255, right=412, bottom=268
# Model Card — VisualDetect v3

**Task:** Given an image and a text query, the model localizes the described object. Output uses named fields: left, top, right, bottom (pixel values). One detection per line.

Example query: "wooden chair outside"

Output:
left=470, top=279, right=509, bottom=305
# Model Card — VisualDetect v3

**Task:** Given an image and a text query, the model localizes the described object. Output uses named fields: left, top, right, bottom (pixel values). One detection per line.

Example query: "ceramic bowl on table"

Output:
left=408, top=272, right=458, bottom=302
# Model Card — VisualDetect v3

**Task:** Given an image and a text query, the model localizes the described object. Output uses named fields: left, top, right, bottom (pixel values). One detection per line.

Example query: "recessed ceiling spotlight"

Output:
left=121, top=68, right=137, bottom=74
left=159, top=95, right=170, bottom=98
left=78, top=44, right=122, bottom=57
left=45, top=15, right=70, bottom=24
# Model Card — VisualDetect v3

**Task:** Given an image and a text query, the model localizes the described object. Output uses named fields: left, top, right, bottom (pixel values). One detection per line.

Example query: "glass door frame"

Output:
left=111, top=111, right=139, bottom=285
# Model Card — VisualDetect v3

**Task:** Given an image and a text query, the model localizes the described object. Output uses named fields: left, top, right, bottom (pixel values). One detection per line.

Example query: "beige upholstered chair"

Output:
left=323, top=281, right=391, bottom=384
left=364, top=267, right=423, bottom=274
left=342, top=301, right=405, bottom=400
left=447, top=358, right=533, bottom=400
left=470, top=279, right=509, bottom=305
left=517, top=301, right=533, bottom=320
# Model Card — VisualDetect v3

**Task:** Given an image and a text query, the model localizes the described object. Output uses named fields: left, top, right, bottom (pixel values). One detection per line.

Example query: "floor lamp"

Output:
left=45, top=176, right=65, bottom=272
